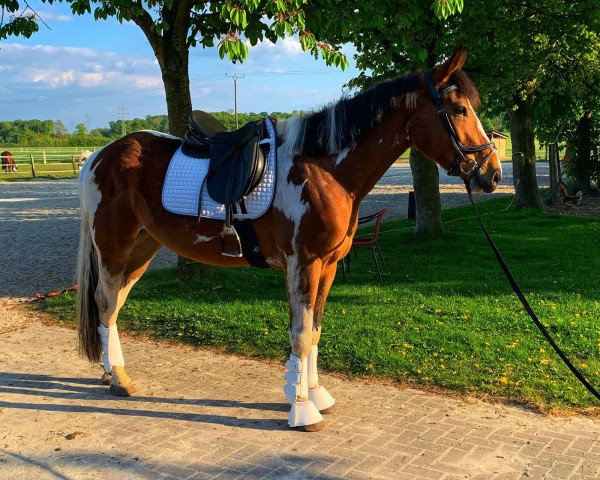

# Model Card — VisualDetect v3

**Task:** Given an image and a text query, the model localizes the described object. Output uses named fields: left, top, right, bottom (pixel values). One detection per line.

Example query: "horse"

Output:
left=76, top=47, right=502, bottom=431
left=78, top=149, right=93, bottom=168
left=1, top=151, right=17, bottom=172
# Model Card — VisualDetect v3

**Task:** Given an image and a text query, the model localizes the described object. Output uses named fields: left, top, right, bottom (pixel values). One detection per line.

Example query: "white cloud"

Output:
left=35, top=11, right=73, bottom=22
left=0, top=43, right=161, bottom=90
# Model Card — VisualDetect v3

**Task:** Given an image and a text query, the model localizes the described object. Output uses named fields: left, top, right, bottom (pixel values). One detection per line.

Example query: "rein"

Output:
left=465, top=185, right=600, bottom=402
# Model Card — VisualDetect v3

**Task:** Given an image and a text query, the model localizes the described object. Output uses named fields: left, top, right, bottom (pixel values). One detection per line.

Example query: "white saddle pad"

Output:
left=162, top=117, right=276, bottom=220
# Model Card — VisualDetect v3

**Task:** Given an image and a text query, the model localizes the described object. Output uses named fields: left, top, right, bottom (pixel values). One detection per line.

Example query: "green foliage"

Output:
left=43, top=197, right=600, bottom=410
left=44, top=0, right=349, bottom=69
left=0, top=1, right=39, bottom=40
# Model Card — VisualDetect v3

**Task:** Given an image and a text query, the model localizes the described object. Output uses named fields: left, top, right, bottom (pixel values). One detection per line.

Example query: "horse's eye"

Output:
left=453, top=106, right=467, bottom=116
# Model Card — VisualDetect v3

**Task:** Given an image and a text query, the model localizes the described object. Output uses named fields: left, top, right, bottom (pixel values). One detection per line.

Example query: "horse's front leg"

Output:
left=307, top=263, right=337, bottom=414
left=283, top=257, right=325, bottom=431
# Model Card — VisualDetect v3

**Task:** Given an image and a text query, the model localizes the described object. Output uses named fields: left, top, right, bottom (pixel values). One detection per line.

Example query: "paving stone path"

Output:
left=3, top=164, right=598, bottom=480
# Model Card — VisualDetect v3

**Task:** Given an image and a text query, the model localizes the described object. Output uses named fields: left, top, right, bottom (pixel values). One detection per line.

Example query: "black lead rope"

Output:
left=466, top=185, right=600, bottom=402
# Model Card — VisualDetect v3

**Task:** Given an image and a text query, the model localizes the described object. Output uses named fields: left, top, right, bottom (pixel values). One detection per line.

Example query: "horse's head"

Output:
left=409, top=47, right=502, bottom=193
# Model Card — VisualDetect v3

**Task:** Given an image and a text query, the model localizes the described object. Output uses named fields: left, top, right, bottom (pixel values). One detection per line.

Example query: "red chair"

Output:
left=341, top=208, right=390, bottom=280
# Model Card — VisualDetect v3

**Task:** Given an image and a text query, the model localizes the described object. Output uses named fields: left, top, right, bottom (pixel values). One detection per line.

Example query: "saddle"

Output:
left=181, top=110, right=268, bottom=257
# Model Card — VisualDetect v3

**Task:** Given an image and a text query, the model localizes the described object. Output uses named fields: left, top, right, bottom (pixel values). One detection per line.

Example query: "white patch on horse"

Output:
left=335, top=147, right=350, bottom=166
left=78, top=147, right=105, bottom=225
left=278, top=117, right=307, bottom=158
left=466, top=99, right=490, bottom=140
left=285, top=255, right=313, bottom=358
left=139, top=130, right=180, bottom=140
left=274, top=123, right=310, bottom=251
left=467, top=99, right=502, bottom=178
left=194, top=235, right=214, bottom=243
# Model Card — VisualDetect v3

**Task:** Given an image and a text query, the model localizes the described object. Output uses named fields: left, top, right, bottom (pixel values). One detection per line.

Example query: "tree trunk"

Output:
left=159, top=45, right=193, bottom=138
left=509, top=94, right=543, bottom=209
left=548, top=143, right=560, bottom=205
left=574, top=111, right=593, bottom=194
left=409, top=148, right=444, bottom=236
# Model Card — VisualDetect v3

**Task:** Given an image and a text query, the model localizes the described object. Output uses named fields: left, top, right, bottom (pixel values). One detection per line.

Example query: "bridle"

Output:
left=424, top=70, right=496, bottom=179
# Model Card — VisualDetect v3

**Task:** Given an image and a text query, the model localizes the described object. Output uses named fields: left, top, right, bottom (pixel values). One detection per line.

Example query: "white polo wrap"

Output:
left=283, top=353, right=308, bottom=403
left=98, top=324, right=125, bottom=373
left=306, top=345, right=335, bottom=411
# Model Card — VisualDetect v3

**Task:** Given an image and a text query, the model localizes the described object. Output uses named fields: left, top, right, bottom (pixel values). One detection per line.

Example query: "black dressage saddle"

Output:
left=181, top=110, right=269, bottom=257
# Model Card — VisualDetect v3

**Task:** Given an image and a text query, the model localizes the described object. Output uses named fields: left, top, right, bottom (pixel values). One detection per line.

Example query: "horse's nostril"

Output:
left=493, top=172, right=501, bottom=184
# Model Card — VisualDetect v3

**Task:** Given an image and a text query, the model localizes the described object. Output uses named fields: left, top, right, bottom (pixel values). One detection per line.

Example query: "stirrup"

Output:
left=221, top=224, right=243, bottom=257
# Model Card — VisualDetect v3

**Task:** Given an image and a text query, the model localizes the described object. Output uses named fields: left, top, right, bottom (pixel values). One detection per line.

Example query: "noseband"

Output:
left=424, top=70, right=496, bottom=178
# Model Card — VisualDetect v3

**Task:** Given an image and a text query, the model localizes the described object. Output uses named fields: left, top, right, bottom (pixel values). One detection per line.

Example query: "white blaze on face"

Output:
left=466, top=98, right=502, bottom=178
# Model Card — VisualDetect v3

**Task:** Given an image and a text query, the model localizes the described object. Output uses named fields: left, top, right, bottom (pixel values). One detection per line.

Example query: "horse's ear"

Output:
left=432, top=46, right=468, bottom=86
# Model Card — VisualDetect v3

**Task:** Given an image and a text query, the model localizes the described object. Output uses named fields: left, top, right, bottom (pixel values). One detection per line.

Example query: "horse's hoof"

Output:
left=101, top=372, right=112, bottom=385
left=109, top=383, right=137, bottom=397
left=319, top=404, right=337, bottom=415
left=296, top=421, right=325, bottom=432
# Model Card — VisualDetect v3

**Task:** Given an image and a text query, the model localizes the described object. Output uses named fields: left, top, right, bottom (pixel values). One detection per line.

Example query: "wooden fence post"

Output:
left=72, top=156, right=77, bottom=174
left=42, top=150, right=47, bottom=164
left=30, top=153, right=36, bottom=178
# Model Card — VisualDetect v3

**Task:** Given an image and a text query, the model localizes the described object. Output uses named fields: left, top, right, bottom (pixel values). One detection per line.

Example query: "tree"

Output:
left=0, top=1, right=39, bottom=40
left=308, top=0, right=464, bottom=235
left=43, top=0, right=347, bottom=137
left=451, top=0, right=600, bottom=209
left=53, top=120, right=68, bottom=136
left=74, top=123, right=88, bottom=135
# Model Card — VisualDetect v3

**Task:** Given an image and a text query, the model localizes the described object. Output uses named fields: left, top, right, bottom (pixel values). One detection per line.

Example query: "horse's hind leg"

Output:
left=96, top=228, right=161, bottom=396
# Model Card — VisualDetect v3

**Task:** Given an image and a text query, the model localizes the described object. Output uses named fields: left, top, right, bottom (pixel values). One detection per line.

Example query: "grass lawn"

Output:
left=42, top=197, right=600, bottom=412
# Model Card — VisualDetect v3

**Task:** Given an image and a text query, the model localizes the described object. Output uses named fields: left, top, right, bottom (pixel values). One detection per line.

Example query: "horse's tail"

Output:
left=76, top=195, right=101, bottom=363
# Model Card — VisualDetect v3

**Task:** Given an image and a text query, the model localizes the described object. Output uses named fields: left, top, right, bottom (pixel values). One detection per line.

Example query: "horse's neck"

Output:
left=336, top=109, right=411, bottom=204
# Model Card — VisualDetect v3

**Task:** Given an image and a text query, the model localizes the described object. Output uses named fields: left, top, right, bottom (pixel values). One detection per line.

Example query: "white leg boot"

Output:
left=307, top=345, right=336, bottom=413
left=98, top=324, right=125, bottom=373
left=283, top=353, right=323, bottom=428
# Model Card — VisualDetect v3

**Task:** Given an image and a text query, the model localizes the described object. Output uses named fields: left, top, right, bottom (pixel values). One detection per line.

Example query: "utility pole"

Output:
left=226, top=74, right=244, bottom=128
left=118, top=103, right=128, bottom=137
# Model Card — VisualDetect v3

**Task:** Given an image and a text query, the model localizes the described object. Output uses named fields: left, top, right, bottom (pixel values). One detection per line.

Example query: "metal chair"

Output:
left=341, top=208, right=390, bottom=281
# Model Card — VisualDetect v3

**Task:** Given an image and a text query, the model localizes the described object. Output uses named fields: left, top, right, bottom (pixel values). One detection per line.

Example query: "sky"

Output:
left=0, top=2, right=360, bottom=131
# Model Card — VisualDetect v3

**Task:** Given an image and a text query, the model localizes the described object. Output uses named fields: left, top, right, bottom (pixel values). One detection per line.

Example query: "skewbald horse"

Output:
left=76, top=47, right=501, bottom=431
left=1, top=151, right=17, bottom=172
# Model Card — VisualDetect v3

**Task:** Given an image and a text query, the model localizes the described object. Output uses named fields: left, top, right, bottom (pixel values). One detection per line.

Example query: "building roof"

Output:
left=485, top=130, right=508, bottom=139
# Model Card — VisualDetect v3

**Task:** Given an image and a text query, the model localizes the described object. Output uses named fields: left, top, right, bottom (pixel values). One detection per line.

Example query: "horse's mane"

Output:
left=277, top=68, right=481, bottom=158
left=278, top=72, right=420, bottom=158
